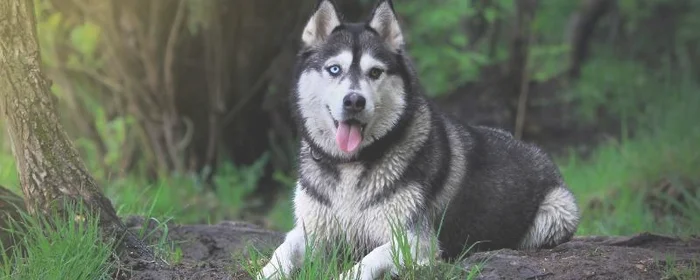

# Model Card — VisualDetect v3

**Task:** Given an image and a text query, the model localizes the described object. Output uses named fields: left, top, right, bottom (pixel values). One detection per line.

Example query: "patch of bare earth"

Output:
left=120, top=216, right=283, bottom=280
left=464, top=233, right=700, bottom=280
left=121, top=216, right=699, bottom=280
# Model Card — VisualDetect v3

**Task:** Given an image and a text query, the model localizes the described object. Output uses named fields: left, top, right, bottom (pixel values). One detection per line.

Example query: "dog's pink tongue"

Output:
left=335, top=122, right=362, bottom=153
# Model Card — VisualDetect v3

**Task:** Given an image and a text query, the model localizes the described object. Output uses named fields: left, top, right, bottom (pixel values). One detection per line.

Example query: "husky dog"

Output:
left=257, top=0, right=580, bottom=279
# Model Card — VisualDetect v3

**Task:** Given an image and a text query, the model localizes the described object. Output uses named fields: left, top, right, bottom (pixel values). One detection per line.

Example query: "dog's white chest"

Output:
left=294, top=163, right=402, bottom=250
left=332, top=163, right=369, bottom=207
left=331, top=164, right=389, bottom=239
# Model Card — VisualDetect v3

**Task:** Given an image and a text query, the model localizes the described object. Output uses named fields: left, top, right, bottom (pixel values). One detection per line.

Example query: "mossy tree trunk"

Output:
left=0, top=0, right=160, bottom=270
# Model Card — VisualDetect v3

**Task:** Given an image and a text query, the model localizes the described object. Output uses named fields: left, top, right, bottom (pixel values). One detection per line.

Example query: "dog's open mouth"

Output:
left=327, top=106, right=366, bottom=153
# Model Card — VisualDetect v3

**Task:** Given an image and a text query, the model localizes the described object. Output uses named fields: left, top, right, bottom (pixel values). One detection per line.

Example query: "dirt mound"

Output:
left=464, top=233, right=700, bottom=280
left=120, top=216, right=284, bottom=280
left=121, top=216, right=699, bottom=279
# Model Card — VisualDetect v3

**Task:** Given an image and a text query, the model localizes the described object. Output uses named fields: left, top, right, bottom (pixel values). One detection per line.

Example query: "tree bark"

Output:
left=566, top=0, right=615, bottom=79
left=507, top=0, right=538, bottom=136
left=507, top=0, right=538, bottom=90
left=0, top=0, right=161, bottom=272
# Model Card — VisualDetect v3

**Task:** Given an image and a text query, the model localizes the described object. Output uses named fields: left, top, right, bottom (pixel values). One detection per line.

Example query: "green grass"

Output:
left=102, top=153, right=269, bottom=225
left=0, top=198, right=185, bottom=280
left=559, top=64, right=700, bottom=236
left=0, top=202, right=114, bottom=280
left=660, top=254, right=699, bottom=280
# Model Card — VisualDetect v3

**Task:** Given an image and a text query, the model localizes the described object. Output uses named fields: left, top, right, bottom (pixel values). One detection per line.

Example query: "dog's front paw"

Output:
left=335, top=270, right=358, bottom=280
left=256, top=262, right=285, bottom=280
left=336, top=264, right=375, bottom=280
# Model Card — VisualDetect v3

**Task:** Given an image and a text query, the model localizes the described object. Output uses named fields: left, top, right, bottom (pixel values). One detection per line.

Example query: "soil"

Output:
left=121, top=216, right=700, bottom=280
left=118, top=216, right=284, bottom=280
left=463, top=233, right=700, bottom=280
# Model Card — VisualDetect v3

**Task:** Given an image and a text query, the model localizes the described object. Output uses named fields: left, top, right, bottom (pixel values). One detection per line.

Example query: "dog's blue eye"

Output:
left=327, top=65, right=342, bottom=76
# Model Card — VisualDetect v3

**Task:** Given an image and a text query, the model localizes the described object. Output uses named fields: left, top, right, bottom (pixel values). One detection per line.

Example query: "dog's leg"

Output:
left=257, top=226, right=307, bottom=280
left=336, top=227, right=436, bottom=280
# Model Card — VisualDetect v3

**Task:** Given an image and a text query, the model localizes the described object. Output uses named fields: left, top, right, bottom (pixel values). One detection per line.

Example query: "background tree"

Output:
left=0, top=0, right=159, bottom=270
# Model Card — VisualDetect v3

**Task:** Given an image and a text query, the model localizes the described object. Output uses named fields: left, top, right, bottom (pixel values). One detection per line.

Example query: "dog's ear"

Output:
left=368, top=0, right=404, bottom=52
left=302, top=0, right=342, bottom=47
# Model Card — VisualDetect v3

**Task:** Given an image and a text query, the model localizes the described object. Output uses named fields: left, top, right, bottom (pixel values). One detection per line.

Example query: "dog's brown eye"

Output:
left=368, top=68, right=384, bottom=80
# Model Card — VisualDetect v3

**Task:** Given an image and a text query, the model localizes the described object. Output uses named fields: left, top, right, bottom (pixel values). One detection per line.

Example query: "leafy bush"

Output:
left=394, top=0, right=506, bottom=96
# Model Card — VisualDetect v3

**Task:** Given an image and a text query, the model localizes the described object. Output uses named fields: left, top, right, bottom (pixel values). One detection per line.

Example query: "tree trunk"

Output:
left=507, top=0, right=538, bottom=137
left=0, top=0, right=161, bottom=272
left=566, top=0, right=615, bottom=79
left=507, top=0, right=538, bottom=90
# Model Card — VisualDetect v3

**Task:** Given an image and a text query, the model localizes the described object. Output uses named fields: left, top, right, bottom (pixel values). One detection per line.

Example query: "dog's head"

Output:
left=293, top=0, right=413, bottom=158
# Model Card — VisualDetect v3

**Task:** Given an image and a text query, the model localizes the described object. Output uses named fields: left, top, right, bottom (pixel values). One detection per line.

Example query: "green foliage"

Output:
left=676, top=2, right=700, bottom=46
left=394, top=0, right=505, bottom=97
left=531, top=1, right=578, bottom=41
left=36, top=0, right=103, bottom=71
left=661, top=254, right=699, bottom=280
left=529, top=43, right=570, bottom=82
left=212, top=153, right=271, bottom=217
left=185, top=0, right=216, bottom=34
left=559, top=68, right=700, bottom=236
left=528, top=1, right=578, bottom=82
left=0, top=203, right=114, bottom=280
left=67, top=22, right=102, bottom=67
left=617, top=0, right=700, bottom=63
left=129, top=214, right=185, bottom=267
left=260, top=171, right=298, bottom=231
left=263, top=194, right=295, bottom=231
left=106, top=153, right=269, bottom=225
left=618, top=0, right=674, bottom=31
left=74, top=109, right=136, bottom=180
left=564, top=55, right=660, bottom=126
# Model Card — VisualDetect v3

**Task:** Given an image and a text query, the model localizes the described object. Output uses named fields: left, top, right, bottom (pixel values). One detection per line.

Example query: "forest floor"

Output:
left=122, top=215, right=700, bottom=280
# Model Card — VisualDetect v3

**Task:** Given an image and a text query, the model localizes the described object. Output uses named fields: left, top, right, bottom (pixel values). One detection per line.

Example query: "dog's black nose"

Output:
left=343, top=93, right=366, bottom=113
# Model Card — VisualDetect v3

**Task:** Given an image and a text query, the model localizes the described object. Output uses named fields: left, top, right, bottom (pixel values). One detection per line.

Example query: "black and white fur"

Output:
left=257, top=1, right=580, bottom=279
